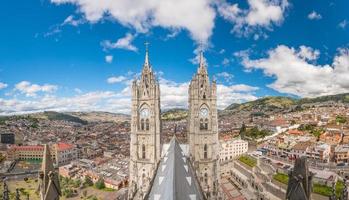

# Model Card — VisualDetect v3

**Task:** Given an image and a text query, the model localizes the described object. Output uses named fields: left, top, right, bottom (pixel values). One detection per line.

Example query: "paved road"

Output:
left=249, top=153, right=349, bottom=176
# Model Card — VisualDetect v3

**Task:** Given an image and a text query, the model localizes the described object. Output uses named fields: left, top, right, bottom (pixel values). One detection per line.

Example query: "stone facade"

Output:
left=128, top=48, right=220, bottom=199
left=219, top=138, right=248, bottom=162
left=39, top=144, right=61, bottom=200
left=6, top=142, right=77, bottom=166
left=128, top=47, right=161, bottom=199
left=188, top=52, right=220, bottom=199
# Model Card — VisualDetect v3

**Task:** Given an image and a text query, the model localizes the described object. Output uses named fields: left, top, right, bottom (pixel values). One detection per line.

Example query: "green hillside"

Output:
left=298, top=93, right=349, bottom=104
left=43, top=111, right=88, bottom=125
left=225, top=96, right=296, bottom=112
left=161, top=108, right=188, bottom=121
left=225, top=93, right=349, bottom=113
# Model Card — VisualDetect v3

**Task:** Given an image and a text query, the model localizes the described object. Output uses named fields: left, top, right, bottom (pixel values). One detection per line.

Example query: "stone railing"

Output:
left=262, top=182, right=285, bottom=199
left=233, top=161, right=253, bottom=177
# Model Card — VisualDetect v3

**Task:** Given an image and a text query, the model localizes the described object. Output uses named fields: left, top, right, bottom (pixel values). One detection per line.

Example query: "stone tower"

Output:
left=38, top=144, right=61, bottom=200
left=286, top=156, right=313, bottom=200
left=128, top=44, right=161, bottom=199
left=188, top=51, right=220, bottom=199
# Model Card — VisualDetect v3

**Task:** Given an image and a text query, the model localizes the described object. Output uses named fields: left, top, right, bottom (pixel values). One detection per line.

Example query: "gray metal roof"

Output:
left=147, top=137, right=204, bottom=200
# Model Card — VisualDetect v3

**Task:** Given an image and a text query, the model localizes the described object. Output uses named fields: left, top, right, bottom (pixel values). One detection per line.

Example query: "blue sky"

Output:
left=0, top=0, right=348, bottom=114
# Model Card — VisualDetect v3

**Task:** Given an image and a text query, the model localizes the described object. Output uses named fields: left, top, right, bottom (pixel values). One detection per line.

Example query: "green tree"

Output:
left=63, top=188, right=74, bottom=198
left=310, top=128, right=324, bottom=140
left=82, top=190, right=87, bottom=198
left=73, top=179, right=81, bottom=188
left=95, top=177, right=105, bottom=190
left=336, top=116, right=347, bottom=124
left=239, top=123, right=246, bottom=139
left=84, top=176, right=93, bottom=187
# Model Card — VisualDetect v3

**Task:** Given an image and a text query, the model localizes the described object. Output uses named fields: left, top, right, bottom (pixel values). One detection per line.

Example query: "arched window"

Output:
left=146, top=119, right=149, bottom=130
left=142, top=144, right=146, bottom=159
left=141, top=119, right=145, bottom=130
left=204, top=144, right=208, bottom=159
left=204, top=173, right=208, bottom=184
left=199, top=106, right=209, bottom=130
left=200, top=119, right=204, bottom=130
left=139, top=106, right=150, bottom=131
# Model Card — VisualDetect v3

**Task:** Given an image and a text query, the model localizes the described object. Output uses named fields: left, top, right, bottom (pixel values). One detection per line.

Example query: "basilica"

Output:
left=128, top=45, right=220, bottom=200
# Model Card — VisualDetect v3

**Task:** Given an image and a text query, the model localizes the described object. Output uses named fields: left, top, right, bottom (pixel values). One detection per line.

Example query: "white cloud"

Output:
left=101, top=33, right=138, bottom=52
left=51, top=0, right=215, bottom=44
left=74, top=88, right=82, bottom=94
left=105, top=55, right=113, bottom=63
left=159, top=77, right=258, bottom=110
left=164, top=30, right=180, bottom=41
left=159, top=78, right=189, bottom=109
left=0, top=91, right=120, bottom=115
left=224, top=84, right=259, bottom=92
left=297, top=46, right=320, bottom=61
left=217, top=0, right=289, bottom=37
left=14, top=81, right=58, bottom=97
left=245, top=0, right=288, bottom=26
left=221, top=58, right=230, bottom=66
left=44, top=27, right=62, bottom=37
left=1, top=76, right=258, bottom=115
left=339, top=20, right=348, bottom=29
left=189, top=47, right=209, bottom=65
left=62, top=15, right=84, bottom=26
left=307, top=11, right=322, bottom=20
left=216, top=84, right=258, bottom=109
left=158, top=77, right=258, bottom=110
left=107, top=76, right=127, bottom=84
left=44, top=15, right=84, bottom=37
left=0, top=82, right=8, bottom=90
left=240, top=45, right=349, bottom=97
left=215, top=72, right=234, bottom=82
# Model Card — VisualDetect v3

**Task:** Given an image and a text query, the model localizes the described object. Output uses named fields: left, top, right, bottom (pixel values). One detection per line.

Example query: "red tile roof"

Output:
left=10, top=143, right=74, bottom=152
left=288, top=129, right=304, bottom=135
left=270, top=118, right=288, bottom=127
left=57, top=143, right=74, bottom=151
left=15, top=145, right=44, bottom=151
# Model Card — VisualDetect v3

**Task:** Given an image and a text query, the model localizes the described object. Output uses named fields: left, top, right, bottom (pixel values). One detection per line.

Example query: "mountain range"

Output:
left=1, top=93, right=348, bottom=123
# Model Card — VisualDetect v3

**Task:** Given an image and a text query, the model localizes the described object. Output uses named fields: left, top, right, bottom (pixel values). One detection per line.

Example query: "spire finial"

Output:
left=144, top=41, right=150, bottom=66
left=199, top=41, right=204, bottom=66
left=198, top=41, right=207, bottom=74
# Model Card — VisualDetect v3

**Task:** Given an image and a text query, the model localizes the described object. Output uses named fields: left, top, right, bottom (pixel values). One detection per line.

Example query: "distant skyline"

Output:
left=0, top=0, right=348, bottom=115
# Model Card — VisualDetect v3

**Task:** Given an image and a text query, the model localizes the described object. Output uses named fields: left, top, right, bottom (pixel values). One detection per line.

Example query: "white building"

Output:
left=219, top=139, right=248, bottom=162
left=55, top=143, right=79, bottom=166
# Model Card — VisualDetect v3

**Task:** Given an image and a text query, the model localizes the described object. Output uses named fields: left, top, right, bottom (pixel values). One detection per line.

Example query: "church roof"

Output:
left=147, top=137, right=204, bottom=200
left=197, top=50, right=207, bottom=75
left=40, top=144, right=61, bottom=200
left=142, top=42, right=151, bottom=72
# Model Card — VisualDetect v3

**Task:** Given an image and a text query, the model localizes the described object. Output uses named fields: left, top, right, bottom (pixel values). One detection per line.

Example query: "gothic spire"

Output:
left=197, top=45, right=207, bottom=75
left=15, top=188, right=20, bottom=200
left=3, top=180, right=9, bottom=200
left=42, top=144, right=54, bottom=175
left=199, top=50, right=204, bottom=66
left=40, top=144, right=54, bottom=197
left=39, top=144, right=61, bottom=200
left=143, top=41, right=150, bottom=71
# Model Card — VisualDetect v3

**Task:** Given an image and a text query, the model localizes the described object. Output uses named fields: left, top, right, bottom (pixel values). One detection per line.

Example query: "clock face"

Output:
left=200, top=108, right=209, bottom=117
left=140, top=108, right=150, bottom=118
